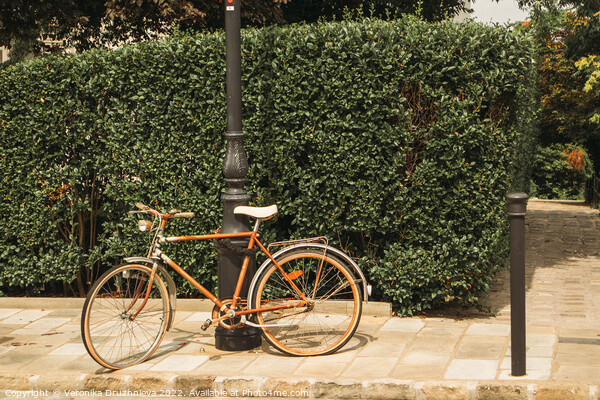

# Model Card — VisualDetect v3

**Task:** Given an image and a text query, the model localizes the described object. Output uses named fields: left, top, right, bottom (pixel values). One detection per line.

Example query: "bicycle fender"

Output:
left=248, top=243, right=370, bottom=305
left=123, top=257, right=177, bottom=331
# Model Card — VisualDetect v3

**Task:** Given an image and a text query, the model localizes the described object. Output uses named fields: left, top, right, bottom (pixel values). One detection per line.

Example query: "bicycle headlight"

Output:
left=138, top=220, right=153, bottom=232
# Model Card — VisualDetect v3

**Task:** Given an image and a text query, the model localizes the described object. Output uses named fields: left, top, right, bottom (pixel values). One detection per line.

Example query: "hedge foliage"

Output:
left=0, top=16, right=538, bottom=314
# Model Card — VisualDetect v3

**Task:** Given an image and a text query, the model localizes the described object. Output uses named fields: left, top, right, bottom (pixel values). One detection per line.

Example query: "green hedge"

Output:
left=0, top=16, right=538, bottom=315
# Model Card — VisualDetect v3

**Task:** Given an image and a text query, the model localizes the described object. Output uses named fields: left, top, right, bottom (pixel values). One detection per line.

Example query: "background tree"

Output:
left=519, top=0, right=600, bottom=200
left=280, top=0, right=469, bottom=24
left=574, top=11, right=600, bottom=126
left=1, top=0, right=469, bottom=63
left=0, top=0, right=286, bottom=61
left=517, top=0, right=600, bottom=57
left=576, top=53, right=600, bottom=124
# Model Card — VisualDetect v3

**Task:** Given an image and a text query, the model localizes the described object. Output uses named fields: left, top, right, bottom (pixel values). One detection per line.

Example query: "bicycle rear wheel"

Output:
left=81, top=263, right=170, bottom=369
left=251, top=249, right=362, bottom=356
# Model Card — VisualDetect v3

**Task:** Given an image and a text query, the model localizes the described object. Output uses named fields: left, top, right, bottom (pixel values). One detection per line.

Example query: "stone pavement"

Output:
left=0, top=198, right=599, bottom=399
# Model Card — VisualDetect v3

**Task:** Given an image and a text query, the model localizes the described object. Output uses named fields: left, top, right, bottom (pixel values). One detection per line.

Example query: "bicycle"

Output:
left=81, top=203, right=370, bottom=370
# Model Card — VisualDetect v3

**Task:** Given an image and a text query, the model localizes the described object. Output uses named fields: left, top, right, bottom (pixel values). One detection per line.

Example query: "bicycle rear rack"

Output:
left=267, top=236, right=328, bottom=251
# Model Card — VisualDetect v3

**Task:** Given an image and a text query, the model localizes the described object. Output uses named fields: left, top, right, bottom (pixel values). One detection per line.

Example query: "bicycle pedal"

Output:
left=201, top=319, right=212, bottom=331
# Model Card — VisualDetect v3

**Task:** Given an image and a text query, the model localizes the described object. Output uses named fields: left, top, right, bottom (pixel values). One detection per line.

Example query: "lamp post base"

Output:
left=215, top=325, right=262, bottom=351
left=215, top=231, right=261, bottom=351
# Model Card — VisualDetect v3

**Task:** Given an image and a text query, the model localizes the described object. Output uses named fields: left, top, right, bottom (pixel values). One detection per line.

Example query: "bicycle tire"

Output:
left=250, top=249, right=362, bottom=356
left=81, top=263, right=170, bottom=370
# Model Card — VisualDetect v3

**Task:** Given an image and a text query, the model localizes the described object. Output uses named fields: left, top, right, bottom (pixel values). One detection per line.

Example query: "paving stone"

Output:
left=392, top=362, right=446, bottom=379
left=0, top=309, right=21, bottom=320
left=380, top=318, right=424, bottom=333
left=497, top=369, right=551, bottom=380
left=557, top=343, right=600, bottom=356
left=501, top=357, right=552, bottom=371
left=506, top=346, right=554, bottom=358
left=407, top=335, right=458, bottom=353
left=0, top=310, right=52, bottom=325
left=356, top=322, right=382, bottom=335
left=11, top=318, right=71, bottom=335
left=195, top=355, right=256, bottom=375
left=316, top=348, right=358, bottom=363
left=61, top=356, right=108, bottom=373
left=0, top=351, right=41, bottom=368
left=148, top=354, right=209, bottom=372
left=241, top=354, right=304, bottom=376
left=455, top=341, right=505, bottom=359
left=444, top=360, right=499, bottom=380
left=175, top=341, right=214, bottom=355
left=466, top=323, right=510, bottom=336
left=374, top=330, right=417, bottom=342
left=419, top=326, right=464, bottom=337
left=183, top=312, right=213, bottom=322
left=293, top=360, right=347, bottom=377
left=553, top=365, right=600, bottom=382
left=555, top=353, right=600, bottom=366
left=399, top=351, right=448, bottom=366
left=0, top=324, right=24, bottom=336
left=19, top=355, right=80, bottom=371
left=358, top=339, right=406, bottom=357
left=558, top=328, right=600, bottom=338
left=49, top=343, right=88, bottom=356
left=526, top=334, right=556, bottom=347
left=47, top=309, right=80, bottom=318
left=341, top=357, right=397, bottom=378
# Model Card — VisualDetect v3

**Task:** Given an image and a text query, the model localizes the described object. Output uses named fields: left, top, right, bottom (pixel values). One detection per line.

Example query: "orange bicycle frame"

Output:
left=160, top=230, right=310, bottom=315
left=128, top=206, right=312, bottom=323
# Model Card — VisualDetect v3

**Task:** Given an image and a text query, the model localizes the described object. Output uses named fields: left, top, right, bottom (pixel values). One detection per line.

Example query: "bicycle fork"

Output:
left=124, top=261, right=159, bottom=321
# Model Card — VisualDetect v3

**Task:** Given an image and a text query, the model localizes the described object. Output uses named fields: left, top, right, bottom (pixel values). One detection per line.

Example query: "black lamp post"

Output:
left=215, top=0, right=261, bottom=351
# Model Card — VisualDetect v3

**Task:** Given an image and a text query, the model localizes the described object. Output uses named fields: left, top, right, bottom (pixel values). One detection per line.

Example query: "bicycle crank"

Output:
left=210, top=298, right=244, bottom=330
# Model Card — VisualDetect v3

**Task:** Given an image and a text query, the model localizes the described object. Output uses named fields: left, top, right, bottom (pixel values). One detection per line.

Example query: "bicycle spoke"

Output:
left=82, top=264, right=169, bottom=370
left=254, top=250, right=361, bottom=356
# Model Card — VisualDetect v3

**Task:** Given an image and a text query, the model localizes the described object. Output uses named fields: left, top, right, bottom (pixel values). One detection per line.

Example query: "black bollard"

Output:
left=506, top=192, right=528, bottom=376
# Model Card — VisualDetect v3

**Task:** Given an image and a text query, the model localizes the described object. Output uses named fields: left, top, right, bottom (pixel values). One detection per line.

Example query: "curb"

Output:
left=1, top=372, right=598, bottom=399
left=0, top=297, right=393, bottom=317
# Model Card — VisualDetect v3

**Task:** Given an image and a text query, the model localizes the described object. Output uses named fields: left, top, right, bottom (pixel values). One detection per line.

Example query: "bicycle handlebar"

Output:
left=132, top=203, right=194, bottom=218
left=173, top=212, right=195, bottom=218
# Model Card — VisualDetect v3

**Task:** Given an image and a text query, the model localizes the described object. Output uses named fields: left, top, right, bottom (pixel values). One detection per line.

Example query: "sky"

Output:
left=466, top=0, right=531, bottom=24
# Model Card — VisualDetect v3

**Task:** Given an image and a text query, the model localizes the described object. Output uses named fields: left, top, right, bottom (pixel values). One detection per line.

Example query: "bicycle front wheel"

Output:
left=251, top=249, right=362, bottom=356
left=81, top=263, right=170, bottom=370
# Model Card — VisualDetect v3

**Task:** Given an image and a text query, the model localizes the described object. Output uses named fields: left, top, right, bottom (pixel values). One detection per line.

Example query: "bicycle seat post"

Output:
left=253, top=219, right=261, bottom=232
